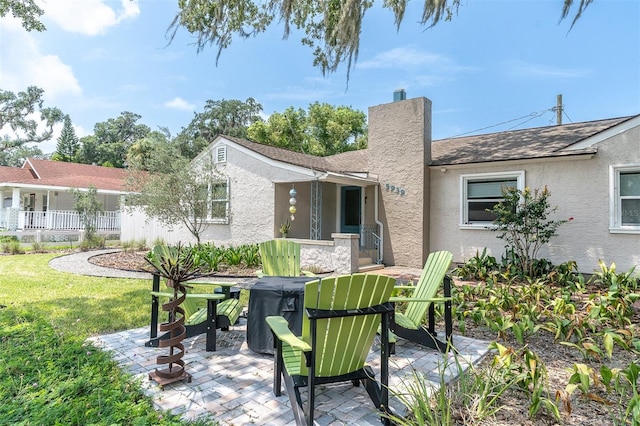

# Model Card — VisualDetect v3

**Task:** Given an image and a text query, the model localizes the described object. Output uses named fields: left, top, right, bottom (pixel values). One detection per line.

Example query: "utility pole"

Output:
left=556, top=94, right=563, bottom=125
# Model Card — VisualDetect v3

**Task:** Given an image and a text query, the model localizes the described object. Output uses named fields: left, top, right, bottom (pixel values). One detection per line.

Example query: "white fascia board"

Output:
left=0, top=183, right=125, bottom=195
left=319, top=172, right=378, bottom=186
left=567, top=115, right=640, bottom=150
left=428, top=152, right=596, bottom=170
left=22, top=158, right=41, bottom=179
left=217, top=137, right=319, bottom=178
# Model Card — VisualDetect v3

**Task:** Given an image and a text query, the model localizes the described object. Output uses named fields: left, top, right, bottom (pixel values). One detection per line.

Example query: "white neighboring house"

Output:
left=121, top=96, right=640, bottom=274
left=0, top=158, right=126, bottom=240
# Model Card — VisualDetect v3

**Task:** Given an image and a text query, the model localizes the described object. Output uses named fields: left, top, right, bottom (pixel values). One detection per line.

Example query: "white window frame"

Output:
left=609, top=164, right=640, bottom=233
left=207, top=176, right=230, bottom=224
left=459, top=171, right=525, bottom=229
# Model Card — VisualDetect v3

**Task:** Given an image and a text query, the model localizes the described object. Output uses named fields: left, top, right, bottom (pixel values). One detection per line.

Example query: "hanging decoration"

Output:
left=289, top=186, right=297, bottom=221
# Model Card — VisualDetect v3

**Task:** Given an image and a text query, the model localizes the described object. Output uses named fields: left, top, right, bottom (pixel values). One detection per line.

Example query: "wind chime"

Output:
left=289, top=186, right=297, bottom=220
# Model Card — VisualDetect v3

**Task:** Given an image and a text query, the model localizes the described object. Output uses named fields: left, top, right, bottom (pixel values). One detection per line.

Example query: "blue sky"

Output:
left=1, top=0, right=639, bottom=154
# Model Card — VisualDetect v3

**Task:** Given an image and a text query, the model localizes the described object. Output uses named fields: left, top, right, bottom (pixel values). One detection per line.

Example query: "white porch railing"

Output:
left=0, top=208, right=120, bottom=231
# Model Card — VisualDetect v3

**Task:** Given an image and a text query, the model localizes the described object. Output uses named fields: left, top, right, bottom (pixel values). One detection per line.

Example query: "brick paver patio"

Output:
left=88, top=318, right=489, bottom=425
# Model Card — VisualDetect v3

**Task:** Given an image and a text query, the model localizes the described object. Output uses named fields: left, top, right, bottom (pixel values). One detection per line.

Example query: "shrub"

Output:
left=490, top=186, right=568, bottom=278
left=30, top=241, right=46, bottom=253
left=454, top=248, right=499, bottom=282
left=8, top=240, right=24, bottom=254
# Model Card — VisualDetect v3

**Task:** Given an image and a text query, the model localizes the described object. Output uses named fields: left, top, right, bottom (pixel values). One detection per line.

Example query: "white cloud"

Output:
left=358, top=47, right=450, bottom=69
left=507, top=61, right=589, bottom=78
left=0, top=18, right=82, bottom=99
left=164, top=97, right=196, bottom=111
left=43, top=0, right=140, bottom=36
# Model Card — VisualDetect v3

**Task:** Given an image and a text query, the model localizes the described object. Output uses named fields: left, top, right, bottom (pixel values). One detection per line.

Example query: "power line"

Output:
left=450, top=107, right=556, bottom=138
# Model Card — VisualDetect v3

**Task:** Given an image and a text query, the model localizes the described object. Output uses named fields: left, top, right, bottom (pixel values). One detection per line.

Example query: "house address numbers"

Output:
left=385, top=183, right=406, bottom=196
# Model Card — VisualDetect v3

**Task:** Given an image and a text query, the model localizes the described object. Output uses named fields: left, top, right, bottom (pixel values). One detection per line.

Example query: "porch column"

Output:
left=11, top=188, right=20, bottom=208
left=11, top=188, right=23, bottom=230
left=332, top=233, right=360, bottom=274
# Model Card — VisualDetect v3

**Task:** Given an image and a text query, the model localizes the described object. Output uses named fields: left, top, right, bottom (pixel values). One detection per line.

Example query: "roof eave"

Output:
left=430, top=151, right=597, bottom=169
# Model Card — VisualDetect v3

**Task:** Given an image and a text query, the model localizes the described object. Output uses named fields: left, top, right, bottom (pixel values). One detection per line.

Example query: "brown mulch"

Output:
left=88, top=250, right=259, bottom=277
left=90, top=250, right=637, bottom=425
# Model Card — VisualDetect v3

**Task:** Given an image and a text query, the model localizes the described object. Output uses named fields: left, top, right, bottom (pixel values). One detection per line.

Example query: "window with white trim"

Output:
left=208, top=177, right=229, bottom=223
left=611, top=165, right=640, bottom=232
left=460, top=171, right=525, bottom=226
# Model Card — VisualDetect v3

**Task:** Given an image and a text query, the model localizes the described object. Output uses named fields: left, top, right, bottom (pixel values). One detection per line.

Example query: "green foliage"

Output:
left=454, top=248, right=499, bottom=282
left=0, top=307, right=212, bottom=425
left=0, top=0, right=46, bottom=31
left=279, top=219, right=291, bottom=235
left=70, top=186, right=104, bottom=246
left=490, top=186, right=568, bottom=278
left=174, top=98, right=263, bottom=159
left=76, top=111, right=150, bottom=167
left=126, top=144, right=222, bottom=244
left=0, top=136, right=44, bottom=166
left=30, top=241, right=45, bottom=253
left=170, top=1, right=591, bottom=78
left=126, top=129, right=172, bottom=170
left=145, top=243, right=202, bottom=283
left=4, top=239, right=25, bottom=254
left=145, top=242, right=262, bottom=275
left=0, top=86, right=63, bottom=149
left=190, top=242, right=224, bottom=272
left=247, top=102, right=367, bottom=156
left=453, top=256, right=639, bottom=424
left=0, top=254, right=214, bottom=424
left=53, top=114, right=80, bottom=162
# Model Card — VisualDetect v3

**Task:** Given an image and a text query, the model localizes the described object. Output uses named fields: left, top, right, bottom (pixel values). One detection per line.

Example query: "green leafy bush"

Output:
left=490, top=186, right=568, bottom=278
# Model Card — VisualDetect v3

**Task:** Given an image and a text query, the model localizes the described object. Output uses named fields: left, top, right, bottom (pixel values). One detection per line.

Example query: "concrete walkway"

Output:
left=48, top=248, right=150, bottom=279
left=52, top=250, right=491, bottom=425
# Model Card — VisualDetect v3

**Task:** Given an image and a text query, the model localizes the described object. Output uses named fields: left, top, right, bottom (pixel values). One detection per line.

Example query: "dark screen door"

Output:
left=340, top=186, right=361, bottom=233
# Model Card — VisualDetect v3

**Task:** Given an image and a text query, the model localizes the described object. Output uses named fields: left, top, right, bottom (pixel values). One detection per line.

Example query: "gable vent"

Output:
left=215, top=146, right=227, bottom=163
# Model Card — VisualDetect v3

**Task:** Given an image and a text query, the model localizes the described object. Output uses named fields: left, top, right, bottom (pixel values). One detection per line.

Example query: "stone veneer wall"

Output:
left=295, top=233, right=360, bottom=274
left=367, top=97, right=432, bottom=268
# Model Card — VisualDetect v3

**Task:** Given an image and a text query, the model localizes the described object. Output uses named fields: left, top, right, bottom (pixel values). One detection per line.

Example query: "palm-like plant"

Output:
left=144, top=243, right=203, bottom=386
left=145, top=243, right=202, bottom=283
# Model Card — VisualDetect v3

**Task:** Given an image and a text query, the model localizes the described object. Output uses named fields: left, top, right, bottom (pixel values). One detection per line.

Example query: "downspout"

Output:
left=374, top=186, right=383, bottom=264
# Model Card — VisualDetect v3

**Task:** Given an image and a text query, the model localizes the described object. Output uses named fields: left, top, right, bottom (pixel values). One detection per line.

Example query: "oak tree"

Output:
left=169, top=0, right=594, bottom=78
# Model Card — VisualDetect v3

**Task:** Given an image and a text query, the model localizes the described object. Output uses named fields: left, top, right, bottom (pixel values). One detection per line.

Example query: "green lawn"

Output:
left=0, top=253, right=217, bottom=425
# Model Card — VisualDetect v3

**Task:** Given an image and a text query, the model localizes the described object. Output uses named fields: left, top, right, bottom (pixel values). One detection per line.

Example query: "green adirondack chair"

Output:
left=256, top=239, right=315, bottom=277
left=266, top=273, right=396, bottom=426
left=388, top=250, right=454, bottom=353
left=146, top=275, right=243, bottom=352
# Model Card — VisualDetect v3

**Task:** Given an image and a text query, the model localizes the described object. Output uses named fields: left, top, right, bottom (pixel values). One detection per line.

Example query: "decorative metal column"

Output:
left=148, top=278, right=191, bottom=388
left=310, top=180, right=322, bottom=240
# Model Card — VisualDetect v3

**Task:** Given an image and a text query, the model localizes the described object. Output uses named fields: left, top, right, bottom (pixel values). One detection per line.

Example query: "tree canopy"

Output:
left=76, top=111, right=151, bottom=167
left=174, top=98, right=263, bottom=159
left=0, top=0, right=46, bottom=31
left=0, top=136, right=44, bottom=166
left=0, top=86, right=63, bottom=150
left=125, top=138, right=222, bottom=244
left=169, top=0, right=594, bottom=78
left=247, top=102, right=367, bottom=156
left=52, top=115, right=80, bottom=162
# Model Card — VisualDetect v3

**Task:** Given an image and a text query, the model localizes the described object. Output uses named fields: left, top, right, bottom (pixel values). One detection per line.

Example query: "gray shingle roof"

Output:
left=430, top=116, right=634, bottom=166
left=221, top=115, right=637, bottom=174
left=221, top=135, right=369, bottom=174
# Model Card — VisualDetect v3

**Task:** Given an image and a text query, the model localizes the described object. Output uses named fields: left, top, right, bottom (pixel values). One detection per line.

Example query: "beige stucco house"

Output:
left=121, top=96, right=640, bottom=274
